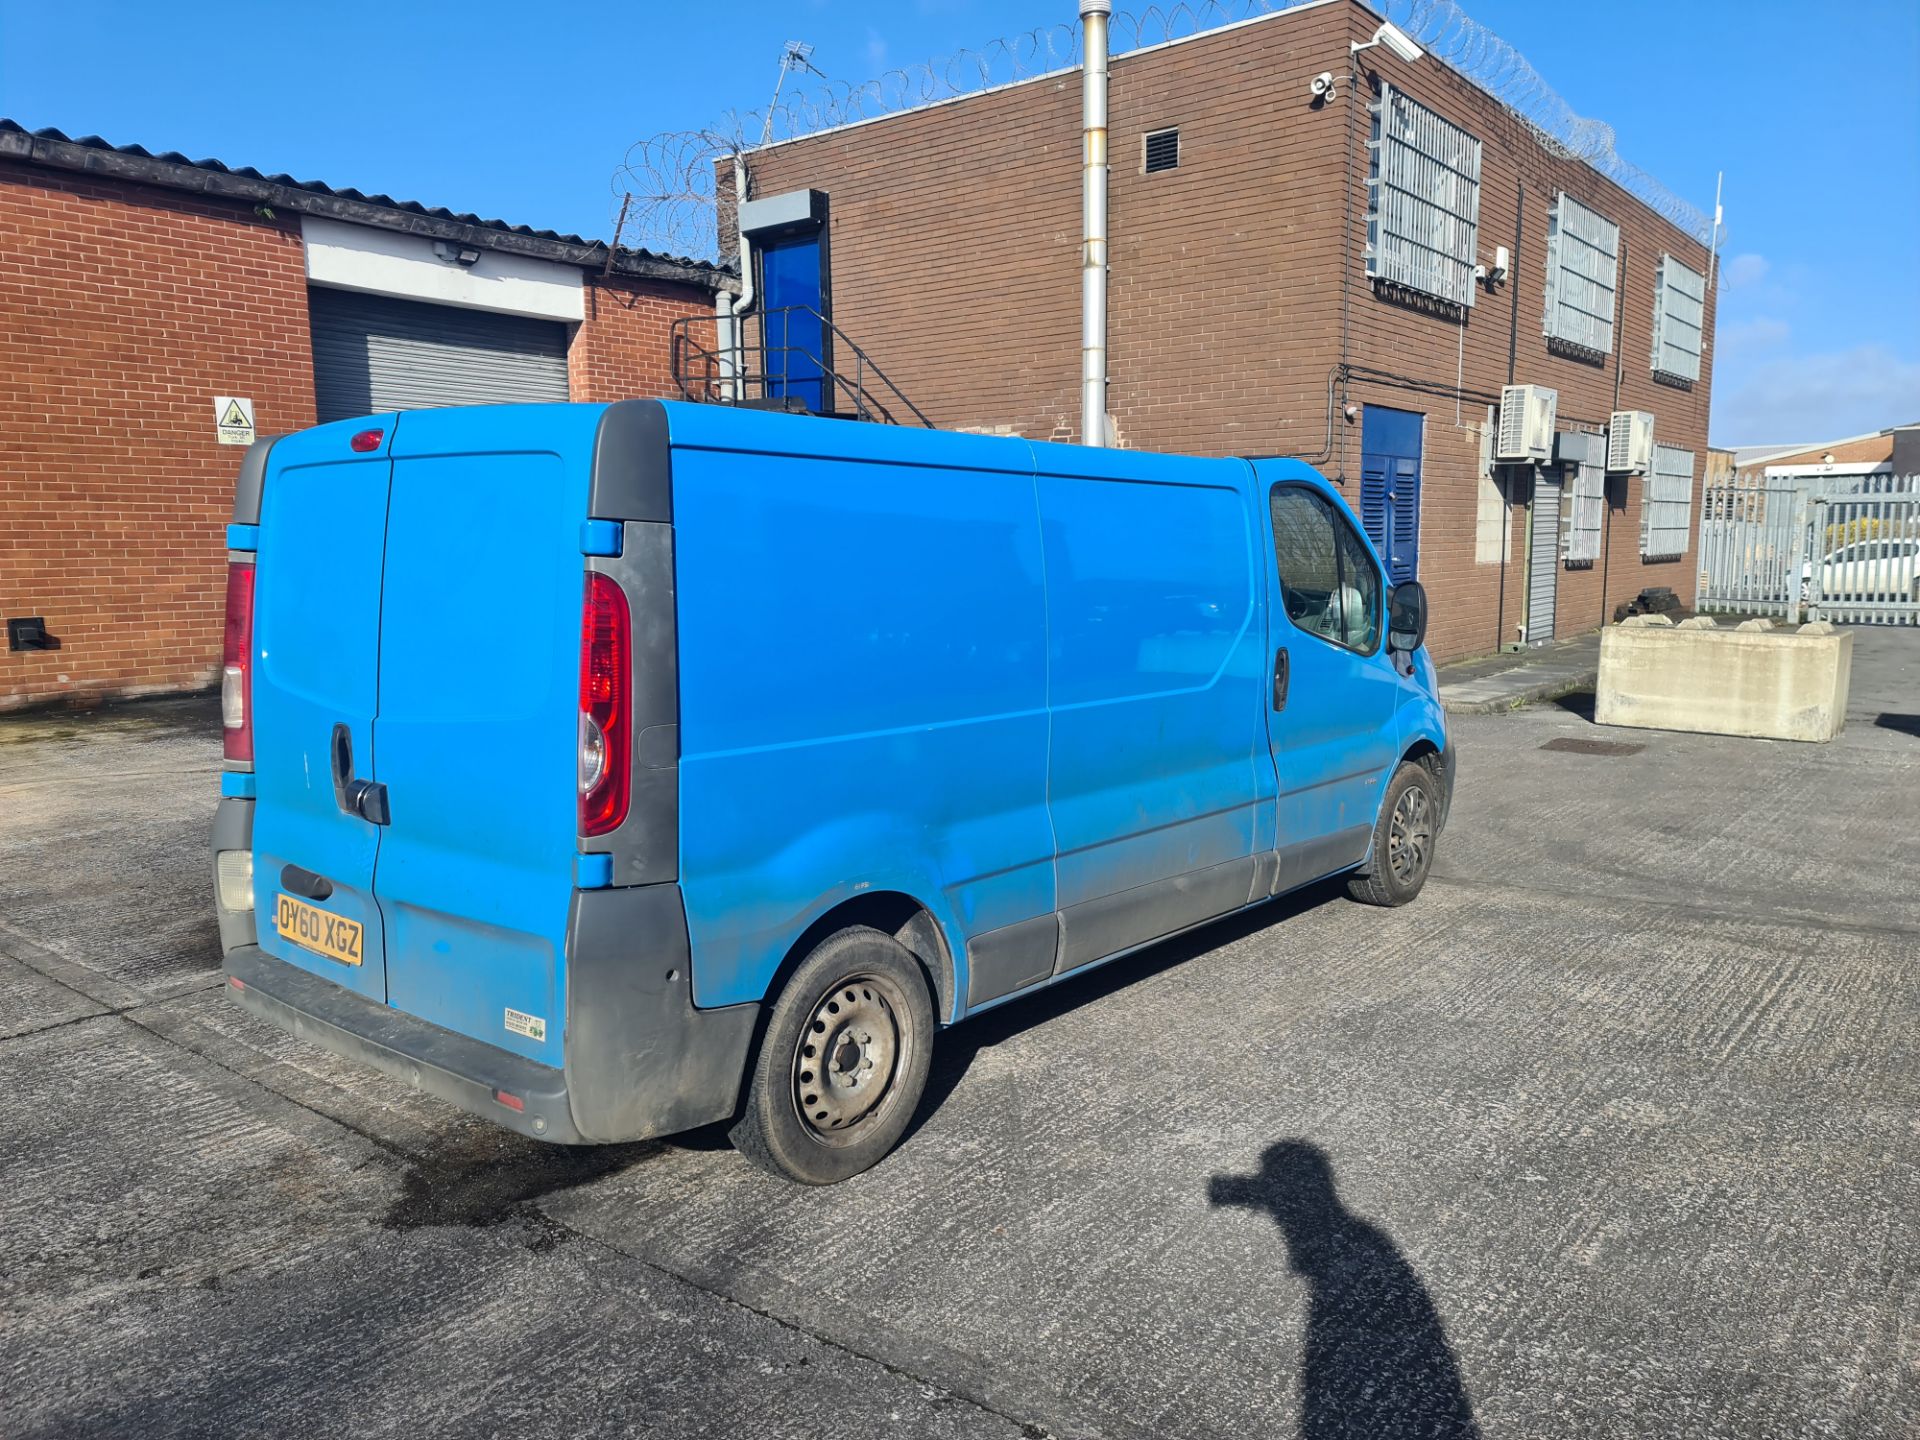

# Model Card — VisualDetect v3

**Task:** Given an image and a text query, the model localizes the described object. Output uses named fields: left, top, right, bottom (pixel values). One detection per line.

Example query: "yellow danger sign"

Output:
left=215, top=395, right=256, bottom=446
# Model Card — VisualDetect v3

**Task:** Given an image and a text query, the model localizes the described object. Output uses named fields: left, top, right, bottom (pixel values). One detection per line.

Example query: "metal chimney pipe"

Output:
left=1080, top=0, right=1111, bottom=446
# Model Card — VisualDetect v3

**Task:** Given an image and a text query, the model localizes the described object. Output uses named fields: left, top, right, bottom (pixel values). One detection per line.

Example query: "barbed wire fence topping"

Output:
left=611, top=0, right=1713, bottom=264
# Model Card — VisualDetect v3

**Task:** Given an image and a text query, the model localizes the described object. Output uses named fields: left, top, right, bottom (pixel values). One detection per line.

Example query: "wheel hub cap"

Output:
left=1387, top=785, right=1433, bottom=885
left=795, top=979, right=901, bottom=1136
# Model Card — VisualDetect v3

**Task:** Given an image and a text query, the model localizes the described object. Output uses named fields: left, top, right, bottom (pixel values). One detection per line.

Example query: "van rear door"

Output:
left=249, top=419, right=396, bottom=1001
left=369, top=406, right=596, bottom=1069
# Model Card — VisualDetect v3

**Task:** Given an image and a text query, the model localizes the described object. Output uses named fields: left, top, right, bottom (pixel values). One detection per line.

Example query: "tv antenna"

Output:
left=760, top=41, right=826, bottom=146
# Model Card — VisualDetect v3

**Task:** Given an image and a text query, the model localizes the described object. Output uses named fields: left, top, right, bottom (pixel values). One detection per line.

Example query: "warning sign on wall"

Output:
left=215, top=396, right=256, bottom=446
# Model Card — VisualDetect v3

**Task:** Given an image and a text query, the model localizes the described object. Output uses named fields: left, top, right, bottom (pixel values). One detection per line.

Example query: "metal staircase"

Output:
left=669, top=306, right=933, bottom=427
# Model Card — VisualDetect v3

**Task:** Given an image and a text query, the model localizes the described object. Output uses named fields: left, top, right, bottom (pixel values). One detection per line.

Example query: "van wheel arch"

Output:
left=1401, top=737, right=1442, bottom=775
left=769, top=892, right=954, bottom=1027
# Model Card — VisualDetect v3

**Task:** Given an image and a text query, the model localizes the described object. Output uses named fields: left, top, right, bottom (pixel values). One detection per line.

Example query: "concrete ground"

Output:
left=2, top=631, right=1916, bottom=1439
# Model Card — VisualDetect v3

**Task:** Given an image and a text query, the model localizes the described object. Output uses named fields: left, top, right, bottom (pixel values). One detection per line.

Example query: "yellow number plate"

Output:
left=273, top=894, right=365, bottom=967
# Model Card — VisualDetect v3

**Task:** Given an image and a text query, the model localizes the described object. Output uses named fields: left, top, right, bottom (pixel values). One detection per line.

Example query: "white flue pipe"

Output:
left=1080, top=0, right=1111, bottom=446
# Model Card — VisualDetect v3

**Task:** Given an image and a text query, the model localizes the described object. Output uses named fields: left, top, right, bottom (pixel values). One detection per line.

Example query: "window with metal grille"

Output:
left=1144, top=128, right=1179, bottom=173
left=1562, top=462, right=1605, bottom=563
left=1642, top=445, right=1695, bottom=559
left=1652, top=254, right=1705, bottom=380
left=1543, top=193, right=1619, bottom=353
left=1366, top=84, right=1482, bottom=308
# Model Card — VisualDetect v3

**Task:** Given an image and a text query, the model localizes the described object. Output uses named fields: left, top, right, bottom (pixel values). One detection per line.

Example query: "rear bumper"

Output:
left=215, top=815, right=761, bottom=1145
left=225, top=943, right=586, bottom=1144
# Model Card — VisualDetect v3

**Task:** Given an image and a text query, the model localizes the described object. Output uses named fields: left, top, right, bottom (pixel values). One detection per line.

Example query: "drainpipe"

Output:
left=714, top=291, right=736, bottom=401
left=1080, top=0, right=1111, bottom=446
left=727, top=153, right=757, bottom=401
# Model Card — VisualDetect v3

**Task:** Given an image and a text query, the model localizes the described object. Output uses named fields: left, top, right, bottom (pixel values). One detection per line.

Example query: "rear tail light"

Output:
left=579, top=571, right=631, bottom=837
left=222, top=560, right=256, bottom=764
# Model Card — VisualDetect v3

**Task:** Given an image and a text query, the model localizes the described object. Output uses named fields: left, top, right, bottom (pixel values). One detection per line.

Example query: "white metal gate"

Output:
left=1698, top=474, right=1920, bottom=626
left=1806, top=478, right=1920, bottom=626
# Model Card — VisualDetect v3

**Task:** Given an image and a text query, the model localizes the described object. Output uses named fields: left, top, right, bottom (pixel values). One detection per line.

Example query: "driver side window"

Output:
left=1269, top=485, right=1382, bottom=654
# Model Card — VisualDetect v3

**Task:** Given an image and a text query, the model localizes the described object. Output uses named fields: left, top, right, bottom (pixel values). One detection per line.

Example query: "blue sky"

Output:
left=4, top=0, right=1916, bottom=446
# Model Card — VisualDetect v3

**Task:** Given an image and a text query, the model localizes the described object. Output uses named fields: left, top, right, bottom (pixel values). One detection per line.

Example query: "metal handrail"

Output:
left=670, top=306, right=934, bottom=428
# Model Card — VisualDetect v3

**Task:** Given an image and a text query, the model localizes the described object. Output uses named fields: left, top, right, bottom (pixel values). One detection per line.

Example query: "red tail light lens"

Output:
left=350, top=428, right=385, bottom=453
left=222, top=560, right=256, bottom=764
left=579, top=571, right=631, bottom=837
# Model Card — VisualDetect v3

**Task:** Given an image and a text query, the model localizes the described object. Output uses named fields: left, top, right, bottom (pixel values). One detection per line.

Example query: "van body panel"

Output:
left=247, top=419, right=397, bottom=1000
left=1031, top=446, right=1267, bottom=934
left=670, top=413, right=1053, bottom=1010
left=373, top=406, right=600, bottom=1068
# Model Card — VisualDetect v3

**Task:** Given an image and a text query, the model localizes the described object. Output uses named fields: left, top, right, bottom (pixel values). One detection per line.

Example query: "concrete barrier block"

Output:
left=1736, top=618, right=1776, bottom=632
left=1619, top=613, right=1674, bottom=627
left=1676, top=616, right=1718, bottom=630
left=1595, top=623, right=1853, bottom=742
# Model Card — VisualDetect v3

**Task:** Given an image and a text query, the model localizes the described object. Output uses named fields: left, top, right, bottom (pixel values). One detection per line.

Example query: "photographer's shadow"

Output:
left=1210, top=1141, right=1482, bottom=1440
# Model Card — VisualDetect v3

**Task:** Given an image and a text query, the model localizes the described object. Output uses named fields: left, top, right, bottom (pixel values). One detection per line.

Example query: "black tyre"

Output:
left=1347, top=761, right=1440, bottom=907
left=729, top=926, right=935, bottom=1185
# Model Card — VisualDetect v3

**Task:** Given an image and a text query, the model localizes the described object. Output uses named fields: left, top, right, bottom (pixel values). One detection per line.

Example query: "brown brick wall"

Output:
left=1, top=162, right=316, bottom=710
left=744, top=0, right=1716, bottom=662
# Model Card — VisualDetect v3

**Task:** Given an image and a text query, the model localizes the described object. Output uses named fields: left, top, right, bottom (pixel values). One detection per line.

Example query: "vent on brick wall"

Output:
left=1143, top=128, right=1180, bottom=173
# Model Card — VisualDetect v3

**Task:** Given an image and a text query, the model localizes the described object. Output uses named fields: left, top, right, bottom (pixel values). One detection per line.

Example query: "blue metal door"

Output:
left=1360, top=406, right=1423, bottom=584
left=759, top=234, right=828, bottom=414
left=248, top=419, right=396, bottom=1001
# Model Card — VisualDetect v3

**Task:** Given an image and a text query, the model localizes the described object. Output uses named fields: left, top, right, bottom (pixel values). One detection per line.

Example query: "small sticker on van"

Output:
left=504, top=1008, right=547, bottom=1043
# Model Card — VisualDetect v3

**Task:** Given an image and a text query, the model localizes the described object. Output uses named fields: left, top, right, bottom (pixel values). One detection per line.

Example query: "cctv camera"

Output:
left=1351, top=20, right=1425, bottom=65
left=1309, top=72, right=1335, bottom=98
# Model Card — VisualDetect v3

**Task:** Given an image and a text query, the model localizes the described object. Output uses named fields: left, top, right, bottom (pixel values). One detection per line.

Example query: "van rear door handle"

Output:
left=1272, top=648, right=1290, bottom=711
left=329, top=722, right=391, bottom=826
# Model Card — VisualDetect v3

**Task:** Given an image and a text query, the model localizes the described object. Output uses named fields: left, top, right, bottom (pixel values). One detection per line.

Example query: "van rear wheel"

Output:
left=730, top=926, right=934, bottom=1185
left=1347, top=760, right=1439, bottom=907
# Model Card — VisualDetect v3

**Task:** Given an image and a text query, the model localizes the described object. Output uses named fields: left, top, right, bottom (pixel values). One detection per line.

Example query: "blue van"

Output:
left=211, top=401, right=1452, bottom=1183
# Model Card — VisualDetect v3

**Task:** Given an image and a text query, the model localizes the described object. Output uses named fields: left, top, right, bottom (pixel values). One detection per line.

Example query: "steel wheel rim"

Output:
left=1387, top=784, right=1434, bottom=886
left=791, top=971, right=910, bottom=1146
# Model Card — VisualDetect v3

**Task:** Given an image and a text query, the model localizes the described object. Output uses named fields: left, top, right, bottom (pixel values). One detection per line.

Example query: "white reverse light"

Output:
left=216, top=849, right=254, bottom=912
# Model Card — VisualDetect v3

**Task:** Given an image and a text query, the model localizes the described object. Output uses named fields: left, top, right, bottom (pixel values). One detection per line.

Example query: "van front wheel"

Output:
left=730, top=926, right=935, bottom=1184
left=1347, top=761, right=1440, bottom=907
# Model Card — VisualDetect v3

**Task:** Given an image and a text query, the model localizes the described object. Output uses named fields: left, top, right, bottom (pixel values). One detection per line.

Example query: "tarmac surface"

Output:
left=2, top=630, right=1916, bottom=1438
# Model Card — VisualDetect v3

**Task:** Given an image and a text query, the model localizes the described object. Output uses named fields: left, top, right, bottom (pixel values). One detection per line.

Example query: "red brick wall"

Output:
left=744, top=0, right=1716, bottom=662
left=0, top=162, right=316, bottom=710
left=0, top=158, right=714, bottom=711
left=570, top=274, right=714, bottom=403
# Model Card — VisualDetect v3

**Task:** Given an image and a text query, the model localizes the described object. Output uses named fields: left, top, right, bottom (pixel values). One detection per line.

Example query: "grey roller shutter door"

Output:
left=310, top=288, right=571, bottom=423
left=1527, top=473, right=1563, bottom=644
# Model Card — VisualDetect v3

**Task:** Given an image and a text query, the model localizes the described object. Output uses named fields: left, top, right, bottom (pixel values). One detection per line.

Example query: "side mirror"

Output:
left=1388, top=580, right=1428, bottom=653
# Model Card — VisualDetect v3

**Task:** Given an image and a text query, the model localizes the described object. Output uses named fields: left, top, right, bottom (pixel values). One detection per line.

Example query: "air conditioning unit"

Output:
left=1497, top=384, right=1559, bottom=463
left=1607, top=410, right=1655, bottom=474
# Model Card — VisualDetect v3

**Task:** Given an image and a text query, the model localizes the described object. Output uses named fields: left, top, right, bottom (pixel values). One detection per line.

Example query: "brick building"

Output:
left=734, top=0, right=1717, bottom=661
left=1, top=121, right=729, bottom=710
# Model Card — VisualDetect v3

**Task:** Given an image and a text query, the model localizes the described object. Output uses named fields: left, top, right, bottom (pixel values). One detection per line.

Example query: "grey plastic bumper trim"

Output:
left=224, top=944, right=585, bottom=1145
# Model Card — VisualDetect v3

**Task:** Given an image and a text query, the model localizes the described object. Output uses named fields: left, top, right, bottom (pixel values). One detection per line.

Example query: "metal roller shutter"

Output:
left=310, top=288, right=571, bottom=423
left=1526, top=473, right=1563, bottom=644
